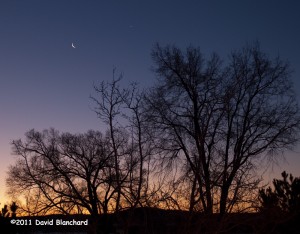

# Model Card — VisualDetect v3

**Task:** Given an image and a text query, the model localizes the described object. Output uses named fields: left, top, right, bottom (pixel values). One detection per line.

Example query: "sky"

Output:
left=1, top=0, right=300, bottom=205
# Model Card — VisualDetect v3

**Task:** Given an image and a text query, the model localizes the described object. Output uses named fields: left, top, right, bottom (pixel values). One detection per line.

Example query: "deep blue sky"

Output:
left=1, top=0, right=300, bottom=203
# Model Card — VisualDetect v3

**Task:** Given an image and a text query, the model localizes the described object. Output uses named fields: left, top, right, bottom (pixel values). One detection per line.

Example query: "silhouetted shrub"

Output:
left=259, top=171, right=300, bottom=233
left=259, top=171, right=300, bottom=214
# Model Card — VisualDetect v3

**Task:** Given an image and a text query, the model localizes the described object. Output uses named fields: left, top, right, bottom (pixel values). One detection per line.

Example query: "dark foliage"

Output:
left=259, top=171, right=300, bottom=233
left=0, top=203, right=18, bottom=234
left=260, top=171, right=300, bottom=213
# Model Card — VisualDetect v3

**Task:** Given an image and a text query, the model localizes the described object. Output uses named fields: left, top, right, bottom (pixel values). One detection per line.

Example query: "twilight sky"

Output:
left=1, top=0, right=300, bottom=204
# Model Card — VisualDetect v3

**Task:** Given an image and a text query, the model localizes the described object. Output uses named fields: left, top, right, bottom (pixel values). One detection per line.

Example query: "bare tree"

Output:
left=7, top=71, right=157, bottom=217
left=91, top=71, right=129, bottom=212
left=145, top=43, right=300, bottom=215
left=91, top=71, right=156, bottom=210
left=6, top=129, right=113, bottom=216
left=121, top=85, right=155, bottom=208
left=217, top=45, right=300, bottom=215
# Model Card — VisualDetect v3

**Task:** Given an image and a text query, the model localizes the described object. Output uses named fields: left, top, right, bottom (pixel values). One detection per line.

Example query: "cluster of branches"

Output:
left=6, top=43, right=300, bottom=217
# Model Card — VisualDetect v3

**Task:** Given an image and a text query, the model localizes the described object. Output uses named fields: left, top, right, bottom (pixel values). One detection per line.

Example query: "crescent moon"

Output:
left=72, top=43, right=76, bottom=48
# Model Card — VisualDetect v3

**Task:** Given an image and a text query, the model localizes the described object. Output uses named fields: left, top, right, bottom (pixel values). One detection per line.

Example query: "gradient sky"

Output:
left=1, top=0, right=300, bottom=205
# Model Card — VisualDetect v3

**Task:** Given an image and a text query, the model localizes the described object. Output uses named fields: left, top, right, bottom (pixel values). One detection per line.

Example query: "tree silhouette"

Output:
left=0, top=204, right=9, bottom=218
left=5, top=43, right=300, bottom=224
left=10, top=202, right=18, bottom=218
left=7, top=129, right=114, bottom=216
left=258, top=171, right=300, bottom=233
left=145, top=42, right=300, bottom=216
left=7, top=76, right=158, bottom=216
left=0, top=202, right=18, bottom=218
left=259, top=171, right=300, bottom=214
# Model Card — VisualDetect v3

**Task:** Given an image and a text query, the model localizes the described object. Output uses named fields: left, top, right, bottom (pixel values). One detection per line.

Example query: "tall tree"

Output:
left=91, top=72, right=129, bottom=212
left=146, top=43, right=300, bottom=215
left=91, top=73, right=156, bottom=210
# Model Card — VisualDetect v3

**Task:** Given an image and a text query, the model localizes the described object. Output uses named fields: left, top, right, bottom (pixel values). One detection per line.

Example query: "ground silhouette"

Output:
left=2, top=206, right=300, bottom=234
